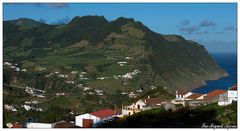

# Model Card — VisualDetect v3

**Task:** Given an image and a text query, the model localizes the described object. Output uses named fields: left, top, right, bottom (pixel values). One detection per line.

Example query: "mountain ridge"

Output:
left=3, top=15, right=228, bottom=94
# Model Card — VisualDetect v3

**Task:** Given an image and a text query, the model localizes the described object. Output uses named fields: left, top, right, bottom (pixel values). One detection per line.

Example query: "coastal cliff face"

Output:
left=3, top=16, right=228, bottom=94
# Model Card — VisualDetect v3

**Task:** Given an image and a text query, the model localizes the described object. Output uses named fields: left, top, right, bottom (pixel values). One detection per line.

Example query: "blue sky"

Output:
left=3, top=3, right=237, bottom=53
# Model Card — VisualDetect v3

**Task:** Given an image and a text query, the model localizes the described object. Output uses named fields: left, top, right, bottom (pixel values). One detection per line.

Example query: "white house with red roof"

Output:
left=218, top=85, right=237, bottom=106
left=185, top=93, right=206, bottom=100
left=172, top=90, right=207, bottom=107
left=75, top=109, right=115, bottom=128
left=122, top=97, right=166, bottom=116
left=175, top=90, right=193, bottom=99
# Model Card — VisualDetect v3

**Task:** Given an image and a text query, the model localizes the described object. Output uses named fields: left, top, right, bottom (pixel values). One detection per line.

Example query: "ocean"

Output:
left=192, top=53, right=237, bottom=94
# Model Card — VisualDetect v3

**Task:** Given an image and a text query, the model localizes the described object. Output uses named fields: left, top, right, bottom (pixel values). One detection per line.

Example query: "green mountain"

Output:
left=7, top=18, right=45, bottom=29
left=3, top=15, right=228, bottom=93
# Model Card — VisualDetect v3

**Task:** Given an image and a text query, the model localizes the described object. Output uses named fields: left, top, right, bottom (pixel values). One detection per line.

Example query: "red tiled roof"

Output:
left=230, top=85, right=237, bottom=91
left=186, top=93, right=203, bottom=100
left=177, top=90, right=190, bottom=95
left=12, top=123, right=23, bottom=128
left=205, top=90, right=226, bottom=100
left=54, top=122, right=76, bottom=128
left=90, top=109, right=115, bottom=119
left=145, top=98, right=165, bottom=106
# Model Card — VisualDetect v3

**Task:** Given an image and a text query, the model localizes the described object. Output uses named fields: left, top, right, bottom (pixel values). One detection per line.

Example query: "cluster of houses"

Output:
left=6, top=121, right=76, bottom=128
left=45, top=71, right=70, bottom=79
left=117, top=56, right=133, bottom=67
left=172, top=85, right=237, bottom=107
left=6, top=85, right=237, bottom=128
left=4, top=103, right=43, bottom=112
left=7, top=95, right=176, bottom=128
left=4, top=62, right=27, bottom=72
left=4, top=86, right=46, bottom=113
left=4, top=104, right=17, bottom=112
left=7, top=108, right=119, bottom=128
left=122, top=97, right=171, bottom=116
left=97, top=69, right=140, bottom=81
left=25, top=87, right=45, bottom=98
left=122, top=69, right=141, bottom=80
left=120, top=85, right=238, bottom=117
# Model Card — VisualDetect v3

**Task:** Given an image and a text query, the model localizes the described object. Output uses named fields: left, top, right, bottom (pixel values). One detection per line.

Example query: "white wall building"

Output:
left=122, top=99, right=148, bottom=116
left=75, top=113, right=101, bottom=127
left=122, top=98, right=165, bottom=116
left=218, top=89, right=237, bottom=106
left=26, top=123, right=55, bottom=128
left=75, top=109, right=115, bottom=128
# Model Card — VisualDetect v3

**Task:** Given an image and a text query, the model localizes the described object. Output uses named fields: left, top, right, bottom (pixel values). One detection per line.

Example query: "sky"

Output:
left=3, top=3, right=237, bottom=53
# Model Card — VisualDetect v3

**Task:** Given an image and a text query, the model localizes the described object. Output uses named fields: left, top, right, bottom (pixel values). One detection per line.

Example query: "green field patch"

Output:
left=86, top=78, right=122, bottom=92
left=68, top=40, right=89, bottom=48
left=38, top=55, right=86, bottom=68
left=28, top=48, right=50, bottom=58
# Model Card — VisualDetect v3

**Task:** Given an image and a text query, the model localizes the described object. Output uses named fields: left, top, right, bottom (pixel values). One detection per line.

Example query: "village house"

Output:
left=10, top=65, right=16, bottom=69
left=88, top=92, right=95, bottom=95
left=26, top=122, right=55, bottom=128
left=4, top=104, right=17, bottom=112
left=71, top=71, right=78, bottom=74
left=75, top=113, right=99, bottom=127
left=45, top=73, right=54, bottom=78
left=81, top=71, right=87, bottom=75
left=66, top=80, right=75, bottom=84
left=4, top=62, right=12, bottom=66
left=12, top=122, right=23, bottom=128
left=172, top=90, right=207, bottom=107
left=185, top=93, right=206, bottom=100
left=37, top=94, right=45, bottom=98
left=15, top=67, right=20, bottom=72
left=171, top=99, right=185, bottom=106
left=122, top=97, right=166, bottom=116
left=125, top=57, right=133, bottom=60
left=136, top=89, right=143, bottom=93
left=117, top=61, right=127, bottom=66
left=122, top=73, right=133, bottom=79
left=175, top=90, right=193, bottom=99
left=56, top=93, right=65, bottom=96
left=171, top=90, right=192, bottom=106
left=6, top=122, right=23, bottom=128
left=203, top=90, right=227, bottom=104
left=21, top=69, right=27, bottom=72
left=218, top=85, right=237, bottom=106
left=150, top=85, right=157, bottom=90
left=75, top=109, right=115, bottom=128
left=83, top=87, right=91, bottom=91
left=122, top=70, right=140, bottom=80
left=121, top=92, right=128, bottom=95
left=23, top=105, right=32, bottom=111
left=128, top=92, right=137, bottom=98
left=184, top=93, right=206, bottom=107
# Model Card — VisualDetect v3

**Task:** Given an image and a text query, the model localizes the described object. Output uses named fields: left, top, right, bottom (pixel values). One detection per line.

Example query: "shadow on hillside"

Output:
left=100, top=108, right=221, bottom=128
